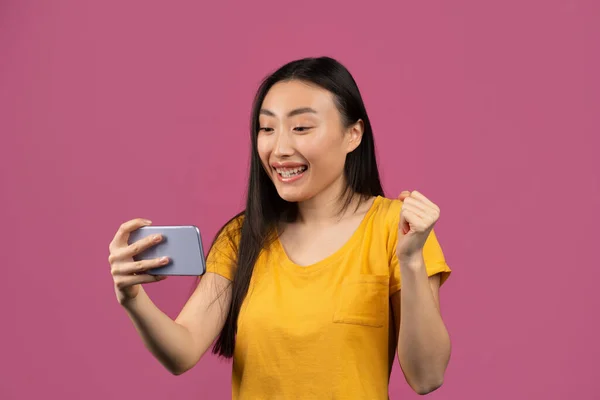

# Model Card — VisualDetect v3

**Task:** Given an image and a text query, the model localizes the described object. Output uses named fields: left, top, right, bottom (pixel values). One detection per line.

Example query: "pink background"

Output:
left=1, top=1, right=598, bottom=399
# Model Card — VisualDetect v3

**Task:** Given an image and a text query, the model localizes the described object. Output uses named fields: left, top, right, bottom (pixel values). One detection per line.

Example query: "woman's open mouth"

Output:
left=273, top=165, right=308, bottom=183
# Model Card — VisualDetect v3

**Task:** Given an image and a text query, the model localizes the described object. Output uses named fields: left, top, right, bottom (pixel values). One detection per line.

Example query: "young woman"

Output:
left=108, top=56, right=452, bottom=399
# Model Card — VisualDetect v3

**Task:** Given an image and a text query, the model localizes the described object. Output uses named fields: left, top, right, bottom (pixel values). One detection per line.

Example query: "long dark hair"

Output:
left=210, top=56, right=384, bottom=358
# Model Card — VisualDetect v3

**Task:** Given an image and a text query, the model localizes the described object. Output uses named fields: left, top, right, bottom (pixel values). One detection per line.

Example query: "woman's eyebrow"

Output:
left=259, top=107, right=318, bottom=118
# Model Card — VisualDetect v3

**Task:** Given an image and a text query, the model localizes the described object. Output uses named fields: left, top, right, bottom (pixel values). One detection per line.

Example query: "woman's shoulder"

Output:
left=206, top=212, right=245, bottom=263
left=211, top=211, right=245, bottom=247
left=371, top=196, right=403, bottom=224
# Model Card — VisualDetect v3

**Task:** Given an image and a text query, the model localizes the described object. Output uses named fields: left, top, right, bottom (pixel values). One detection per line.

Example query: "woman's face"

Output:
left=257, top=80, right=363, bottom=203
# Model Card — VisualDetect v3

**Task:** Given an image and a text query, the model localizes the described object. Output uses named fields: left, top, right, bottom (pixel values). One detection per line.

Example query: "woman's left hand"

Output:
left=396, top=190, right=441, bottom=263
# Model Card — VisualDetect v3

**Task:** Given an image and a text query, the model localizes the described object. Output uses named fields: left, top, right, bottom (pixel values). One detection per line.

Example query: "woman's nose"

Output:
left=273, top=131, right=294, bottom=157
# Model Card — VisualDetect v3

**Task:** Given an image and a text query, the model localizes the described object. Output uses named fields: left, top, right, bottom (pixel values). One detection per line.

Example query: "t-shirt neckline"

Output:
left=275, top=195, right=383, bottom=273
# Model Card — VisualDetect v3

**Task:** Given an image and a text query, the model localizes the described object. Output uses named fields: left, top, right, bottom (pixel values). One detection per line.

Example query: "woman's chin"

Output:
left=275, top=186, right=311, bottom=203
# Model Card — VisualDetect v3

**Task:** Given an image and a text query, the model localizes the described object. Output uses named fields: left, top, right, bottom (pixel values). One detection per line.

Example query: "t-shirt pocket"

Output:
left=333, top=274, right=389, bottom=328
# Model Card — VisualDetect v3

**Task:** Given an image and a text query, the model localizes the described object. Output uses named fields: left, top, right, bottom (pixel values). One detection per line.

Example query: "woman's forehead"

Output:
left=261, top=81, right=335, bottom=115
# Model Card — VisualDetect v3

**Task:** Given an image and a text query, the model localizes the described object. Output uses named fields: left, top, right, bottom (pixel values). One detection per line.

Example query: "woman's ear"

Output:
left=346, top=119, right=364, bottom=153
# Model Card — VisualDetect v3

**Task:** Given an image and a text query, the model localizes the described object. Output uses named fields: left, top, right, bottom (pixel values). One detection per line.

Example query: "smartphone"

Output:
left=128, top=225, right=206, bottom=276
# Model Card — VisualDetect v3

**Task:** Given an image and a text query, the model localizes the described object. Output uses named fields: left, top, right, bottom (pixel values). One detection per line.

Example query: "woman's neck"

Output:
left=295, top=176, right=370, bottom=226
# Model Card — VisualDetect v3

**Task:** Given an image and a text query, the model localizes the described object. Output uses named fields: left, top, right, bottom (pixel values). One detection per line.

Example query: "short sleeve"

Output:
left=205, top=215, right=243, bottom=281
left=387, top=202, right=452, bottom=295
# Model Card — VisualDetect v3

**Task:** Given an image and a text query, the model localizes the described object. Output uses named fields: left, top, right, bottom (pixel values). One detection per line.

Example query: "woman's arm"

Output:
left=390, top=255, right=451, bottom=395
left=122, top=272, right=231, bottom=375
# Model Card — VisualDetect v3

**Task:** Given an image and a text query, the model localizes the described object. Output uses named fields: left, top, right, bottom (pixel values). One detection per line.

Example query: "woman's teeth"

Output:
left=275, top=166, right=307, bottom=178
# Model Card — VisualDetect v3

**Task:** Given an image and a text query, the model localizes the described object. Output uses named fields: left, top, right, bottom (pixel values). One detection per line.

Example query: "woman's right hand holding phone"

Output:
left=106, top=218, right=233, bottom=375
left=108, top=218, right=169, bottom=305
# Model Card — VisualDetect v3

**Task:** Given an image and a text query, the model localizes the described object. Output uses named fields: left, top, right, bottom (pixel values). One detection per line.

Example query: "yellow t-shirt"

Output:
left=206, top=196, right=451, bottom=399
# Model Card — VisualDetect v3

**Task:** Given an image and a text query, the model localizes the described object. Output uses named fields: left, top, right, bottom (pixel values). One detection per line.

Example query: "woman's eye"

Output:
left=293, top=126, right=312, bottom=132
left=259, top=127, right=274, bottom=133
